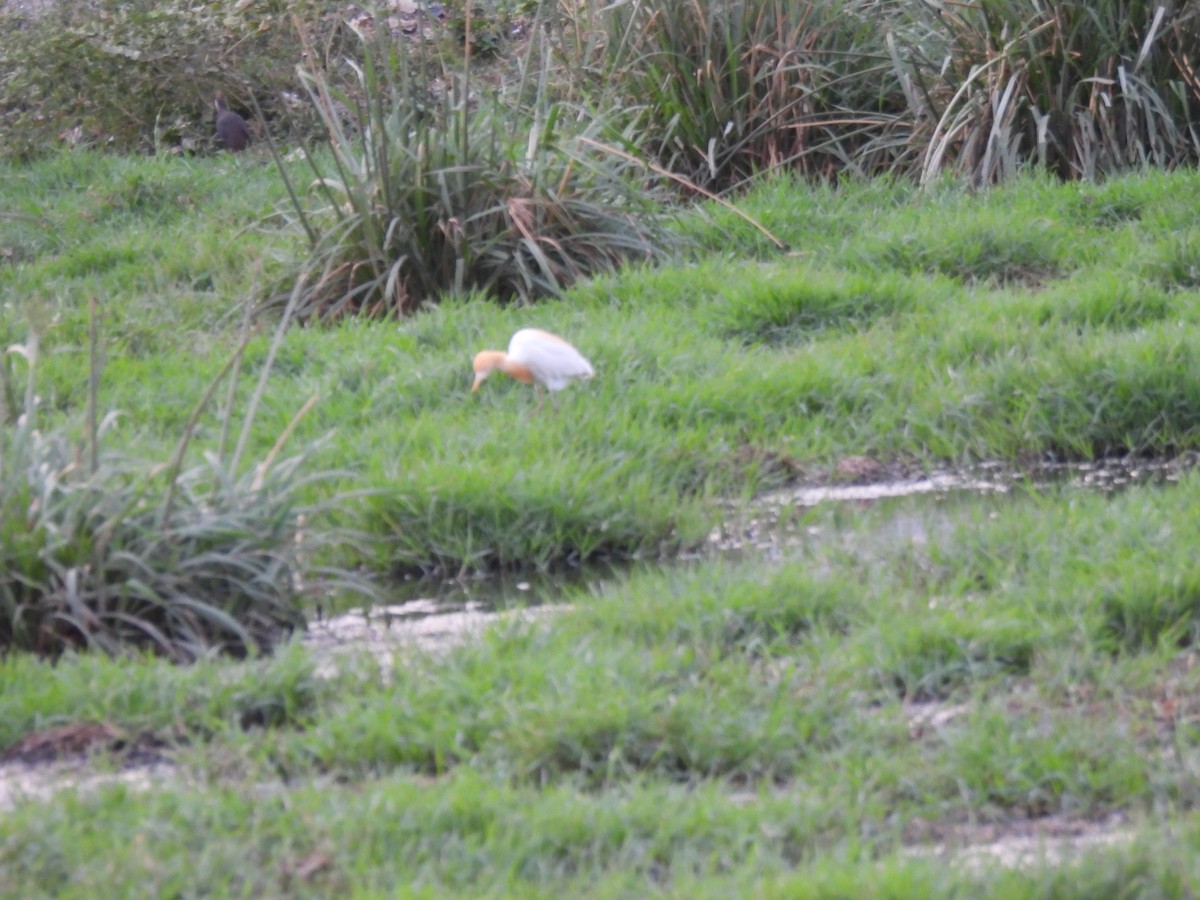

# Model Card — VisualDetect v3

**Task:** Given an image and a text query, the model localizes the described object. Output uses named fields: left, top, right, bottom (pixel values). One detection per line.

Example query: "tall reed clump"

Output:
left=589, top=0, right=917, bottom=193
left=275, top=12, right=673, bottom=319
left=906, top=0, right=1200, bottom=184
left=582, top=0, right=1200, bottom=190
left=0, top=291, right=371, bottom=662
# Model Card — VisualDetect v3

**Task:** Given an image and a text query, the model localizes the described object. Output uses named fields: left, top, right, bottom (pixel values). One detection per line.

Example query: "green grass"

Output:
left=16, top=174, right=1200, bottom=570
left=5, top=478, right=1200, bottom=894
left=6, top=773, right=1195, bottom=898
left=7, top=153, right=1200, bottom=892
left=10, top=158, right=1200, bottom=572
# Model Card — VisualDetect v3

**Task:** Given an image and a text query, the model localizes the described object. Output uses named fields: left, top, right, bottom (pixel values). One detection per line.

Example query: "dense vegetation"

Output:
left=5, top=3, right=1200, bottom=890
left=8, top=1, right=1198, bottom=181
left=8, top=156, right=1200, bottom=591
left=3, top=0, right=1200, bottom=646
left=7, top=0, right=1199, bottom=311
left=5, top=466, right=1200, bottom=894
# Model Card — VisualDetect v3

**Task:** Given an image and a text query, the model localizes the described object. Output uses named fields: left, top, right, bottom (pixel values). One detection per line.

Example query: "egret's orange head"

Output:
left=471, top=350, right=505, bottom=393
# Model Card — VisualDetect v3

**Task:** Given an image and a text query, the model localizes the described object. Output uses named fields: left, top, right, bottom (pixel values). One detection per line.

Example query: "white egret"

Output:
left=472, top=328, right=595, bottom=410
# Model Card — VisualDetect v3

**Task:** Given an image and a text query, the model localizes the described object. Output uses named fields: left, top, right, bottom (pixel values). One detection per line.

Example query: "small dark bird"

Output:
left=213, top=93, right=252, bottom=153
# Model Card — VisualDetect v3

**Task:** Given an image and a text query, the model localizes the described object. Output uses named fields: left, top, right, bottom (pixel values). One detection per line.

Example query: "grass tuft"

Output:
left=0, top=283, right=373, bottom=660
left=276, top=14, right=673, bottom=317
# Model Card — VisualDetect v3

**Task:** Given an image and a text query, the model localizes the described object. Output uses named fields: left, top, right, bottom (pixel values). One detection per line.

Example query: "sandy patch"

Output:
left=0, top=759, right=176, bottom=812
left=302, top=599, right=568, bottom=679
left=904, top=814, right=1136, bottom=871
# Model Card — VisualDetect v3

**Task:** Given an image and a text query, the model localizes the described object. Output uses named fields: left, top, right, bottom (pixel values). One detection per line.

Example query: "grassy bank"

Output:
left=7, top=152, right=1200, bottom=891
left=4, top=470, right=1200, bottom=893
left=6, top=155, right=1200, bottom=573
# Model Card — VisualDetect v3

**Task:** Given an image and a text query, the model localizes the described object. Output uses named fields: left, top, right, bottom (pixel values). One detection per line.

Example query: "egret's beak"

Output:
left=471, top=373, right=485, bottom=393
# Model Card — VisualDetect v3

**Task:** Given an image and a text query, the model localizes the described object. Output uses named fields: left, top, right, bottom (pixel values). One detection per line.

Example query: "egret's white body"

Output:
left=472, top=328, right=594, bottom=407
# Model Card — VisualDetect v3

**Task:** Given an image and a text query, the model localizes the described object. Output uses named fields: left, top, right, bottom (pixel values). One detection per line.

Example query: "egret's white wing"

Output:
left=508, top=329, right=594, bottom=391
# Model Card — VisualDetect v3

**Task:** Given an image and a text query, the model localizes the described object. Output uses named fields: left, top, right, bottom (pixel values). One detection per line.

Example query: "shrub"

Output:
left=0, top=295, right=373, bottom=661
left=0, top=418, right=306, bottom=660
left=583, top=0, right=1200, bottom=189
left=589, top=0, right=917, bottom=193
left=275, top=11, right=675, bottom=317
left=906, top=0, right=1200, bottom=184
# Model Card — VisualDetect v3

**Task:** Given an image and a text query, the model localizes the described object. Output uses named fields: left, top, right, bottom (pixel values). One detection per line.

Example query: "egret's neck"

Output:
left=500, top=357, right=534, bottom=384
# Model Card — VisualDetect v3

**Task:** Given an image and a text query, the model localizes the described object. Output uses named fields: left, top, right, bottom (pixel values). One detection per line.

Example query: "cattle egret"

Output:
left=472, top=328, right=595, bottom=410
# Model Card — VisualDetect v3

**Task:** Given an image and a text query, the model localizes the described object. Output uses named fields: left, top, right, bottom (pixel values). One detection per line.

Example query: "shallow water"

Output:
left=305, top=456, right=1197, bottom=677
left=384, top=561, right=623, bottom=611
left=303, top=599, right=568, bottom=678
left=7, top=459, right=1193, bottom=832
left=709, top=456, right=1195, bottom=557
left=304, top=561, right=627, bottom=676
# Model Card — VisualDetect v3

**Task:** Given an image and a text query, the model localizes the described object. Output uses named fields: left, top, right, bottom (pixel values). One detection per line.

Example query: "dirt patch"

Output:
left=1, top=722, right=126, bottom=764
left=0, top=720, right=178, bottom=811
left=904, top=813, right=1135, bottom=871
left=0, top=600, right=563, bottom=809
left=1, top=720, right=174, bottom=767
left=0, top=758, right=176, bottom=812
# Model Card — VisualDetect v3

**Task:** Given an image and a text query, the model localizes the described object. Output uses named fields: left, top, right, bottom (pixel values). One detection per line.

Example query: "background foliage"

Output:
left=5, top=0, right=1199, bottom=186
left=0, top=0, right=353, bottom=157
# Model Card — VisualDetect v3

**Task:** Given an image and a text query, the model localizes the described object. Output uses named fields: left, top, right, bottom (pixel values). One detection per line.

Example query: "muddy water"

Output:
left=303, top=561, right=632, bottom=676
left=303, top=600, right=569, bottom=678
left=709, top=456, right=1194, bottom=557
left=4, top=459, right=1191, bottom=842
left=306, top=457, right=1196, bottom=677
